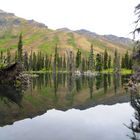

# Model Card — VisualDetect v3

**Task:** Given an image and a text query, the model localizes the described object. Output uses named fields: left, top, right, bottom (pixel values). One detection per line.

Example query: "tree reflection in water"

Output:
left=0, top=85, right=23, bottom=107
left=96, top=74, right=103, bottom=90
left=127, top=93, right=140, bottom=140
left=88, top=77, right=94, bottom=99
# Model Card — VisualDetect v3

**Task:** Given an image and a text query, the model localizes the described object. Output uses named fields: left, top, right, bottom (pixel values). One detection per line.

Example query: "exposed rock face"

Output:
left=75, top=29, right=133, bottom=46
left=0, top=9, right=48, bottom=32
left=103, top=35, right=133, bottom=46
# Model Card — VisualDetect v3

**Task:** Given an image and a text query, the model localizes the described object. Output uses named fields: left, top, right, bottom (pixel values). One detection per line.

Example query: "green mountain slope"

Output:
left=0, top=10, right=133, bottom=56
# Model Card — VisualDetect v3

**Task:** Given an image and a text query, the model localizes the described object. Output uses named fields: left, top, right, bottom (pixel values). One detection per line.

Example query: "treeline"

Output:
left=0, top=35, right=132, bottom=72
left=0, top=45, right=132, bottom=72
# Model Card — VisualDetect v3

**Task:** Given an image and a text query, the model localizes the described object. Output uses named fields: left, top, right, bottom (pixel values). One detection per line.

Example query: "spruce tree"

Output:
left=63, top=54, right=66, bottom=71
left=108, top=55, right=111, bottom=69
left=95, top=53, right=102, bottom=72
left=6, top=49, right=11, bottom=65
left=88, top=44, right=94, bottom=71
left=121, top=56, right=125, bottom=69
left=17, top=33, right=23, bottom=62
left=124, top=51, right=129, bottom=69
left=103, top=49, right=108, bottom=70
left=23, top=51, right=29, bottom=70
left=45, top=54, right=48, bottom=70
left=129, top=57, right=133, bottom=69
left=81, top=58, right=86, bottom=72
left=0, top=51, right=3, bottom=63
left=76, top=49, right=81, bottom=69
left=32, top=52, right=37, bottom=71
left=29, top=51, right=33, bottom=70
left=54, top=46, right=58, bottom=72
left=113, top=49, right=120, bottom=72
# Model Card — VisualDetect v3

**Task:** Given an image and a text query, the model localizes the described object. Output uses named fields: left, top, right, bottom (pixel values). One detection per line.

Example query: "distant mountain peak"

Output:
left=0, top=9, right=14, bottom=16
left=56, top=28, right=72, bottom=32
left=75, top=29, right=99, bottom=38
left=0, top=10, right=5, bottom=13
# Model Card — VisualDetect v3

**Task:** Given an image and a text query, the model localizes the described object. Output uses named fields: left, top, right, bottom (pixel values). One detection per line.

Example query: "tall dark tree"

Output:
left=103, top=49, right=108, bottom=69
left=88, top=44, right=94, bottom=71
left=6, top=49, right=11, bottom=65
left=29, top=51, right=33, bottom=70
left=81, top=58, right=86, bottom=72
left=76, top=49, right=81, bottom=69
left=132, top=4, right=140, bottom=68
left=54, top=46, right=58, bottom=72
left=45, top=54, right=49, bottom=70
left=0, top=51, right=3, bottom=63
left=129, top=56, right=133, bottom=69
left=121, top=56, right=125, bottom=69
left=95, top=53, right=102, bottom=72
left=32, top=52, right=37, bottom=71
left=23, top=51, right=29, bottom=70
left=63, top=54, right=66, bottom=71
left=124, top=51, right=129, bottom=69
left=113, top=49, right=120, bottom=72
left=14, top=51, right=18, bottom=63
left=17, top=33, right=23, bottom=62
left=108, top=55, right=111, bottom=69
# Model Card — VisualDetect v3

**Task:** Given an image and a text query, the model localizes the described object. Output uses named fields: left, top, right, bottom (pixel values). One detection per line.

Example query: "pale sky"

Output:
left=0, top=0, right=139, bottom=38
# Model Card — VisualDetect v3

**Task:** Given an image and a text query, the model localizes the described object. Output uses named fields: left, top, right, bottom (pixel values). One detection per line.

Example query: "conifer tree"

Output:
left=108, top=55, right=111, bottom=69
left=88, top=44, right=94, bottom=71
left=76, top=49, right=81, bottom=69
left=54, top=46, right=58, bottom=72
left=103, top=49, right=108, bottom=69
left=95, top=53, right=102, bottom=72
left=63, top=54, right=66, bottom=71
left=45, top=54, right=48, bottom=70
left=17, top=33, right=23, bottom=62
left=129, top=57, right=133, bottom=69
left=124, top=51, right=129, bottom=69
left=81, top=58, right=86, bottom=72
left=32, top=52, right=37, bottom=71
left=23, top=51, right=29, bottom=70
left=29, top=51, right=33, bottom=70
left=113, top=49, right=120, bottom=72
left=121, top=56, right=125, bottom=69
left=14, top=51, right=17, bottom=63
left=0, top=51, right=3, bottom=63
left=6, top=49, right=11, bottom=65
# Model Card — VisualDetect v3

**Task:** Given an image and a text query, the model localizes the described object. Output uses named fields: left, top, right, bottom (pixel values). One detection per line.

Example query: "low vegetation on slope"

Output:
left=0, top=10, right=133, bottom=57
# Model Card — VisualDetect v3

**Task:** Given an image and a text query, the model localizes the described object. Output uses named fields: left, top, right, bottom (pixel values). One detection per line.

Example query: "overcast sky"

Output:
left=0, top=0, right=139, bottom=38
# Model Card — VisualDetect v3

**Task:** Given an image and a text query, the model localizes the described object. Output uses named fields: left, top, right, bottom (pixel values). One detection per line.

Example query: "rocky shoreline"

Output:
left=0, top=62, right=31, bottom=89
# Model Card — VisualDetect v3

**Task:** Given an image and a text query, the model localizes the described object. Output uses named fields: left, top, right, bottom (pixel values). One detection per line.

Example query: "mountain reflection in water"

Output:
left=0, top=73, right=130, bottom=126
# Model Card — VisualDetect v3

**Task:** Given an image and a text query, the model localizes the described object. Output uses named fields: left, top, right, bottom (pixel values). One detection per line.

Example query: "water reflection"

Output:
left=0, top=73, right=131, bottom=126
left=0, top=85, right=23, bottom=107
left=0, top=103, right=134, bottom=140
left=103, top=74, right=108, bottom=93
left=113, top=73, right=121, bottom=94
left=95, top=74, right=103, bottom=90
left=31, top=73, right=130, bottom=94
left=88, top=77, right=94, bottom=99
left=127, top=93, right=140, bottom=140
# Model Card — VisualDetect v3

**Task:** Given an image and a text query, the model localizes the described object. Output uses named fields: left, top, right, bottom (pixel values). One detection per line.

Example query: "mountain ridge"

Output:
left=75, top=29, right=133, bottom=46
left=0, top=9, right=133, bottom=56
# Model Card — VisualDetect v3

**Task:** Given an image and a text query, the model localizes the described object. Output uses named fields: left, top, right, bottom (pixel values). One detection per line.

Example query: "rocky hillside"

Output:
left=0, top=9, right=133, bottom=56
left=75, top=29, right=133, bottom=47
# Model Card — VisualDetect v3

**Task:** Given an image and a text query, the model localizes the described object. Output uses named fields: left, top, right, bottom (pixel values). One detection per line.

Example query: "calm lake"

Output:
left=0, top=73, right=139, bottom=140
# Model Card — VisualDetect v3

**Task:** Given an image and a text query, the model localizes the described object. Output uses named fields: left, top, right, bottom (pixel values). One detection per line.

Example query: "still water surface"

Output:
left=0, top=73, right=139, bottom=140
